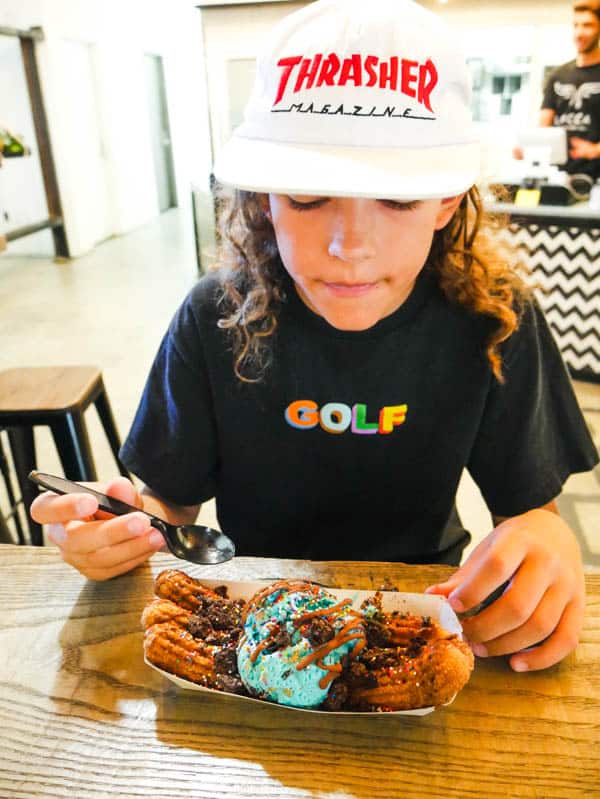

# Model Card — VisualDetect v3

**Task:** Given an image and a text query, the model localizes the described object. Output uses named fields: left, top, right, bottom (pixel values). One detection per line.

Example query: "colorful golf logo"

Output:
left=285, top=400, right=408, bottom=435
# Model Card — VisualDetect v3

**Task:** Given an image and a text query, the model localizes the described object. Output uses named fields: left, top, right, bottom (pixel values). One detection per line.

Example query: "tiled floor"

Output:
left=1, top=209, right=598, bottom=567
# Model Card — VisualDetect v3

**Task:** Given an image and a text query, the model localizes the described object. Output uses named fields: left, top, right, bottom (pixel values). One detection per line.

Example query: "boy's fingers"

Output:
left=59, top=513, right=154, bottom=555
left=84, top=478, right=142, bottom=521
left=68, top=529, right=164, bottom=571
left=461, top=557, right=550, bottom=643
left=425, top=563, right=473, bottom=597
left=32, top=479, right=141, bottom=527
left=425, top=533, right=497, bottom=598
left=425, top=579, right=460, bottom=597
left=31, top=491, right=98, bottom=524
left=508, top=599, right=584, bottom=672
left=425, top=547, right=490, bottom=601
left=75, top=546, right=162, bottom=582
left=63, top=530, right=164, bottom=578
left=445, top=536, right=527, bottom=614
left=468, top=584, right=567, bottom=657
left=103, top=477, right=141, bottom=506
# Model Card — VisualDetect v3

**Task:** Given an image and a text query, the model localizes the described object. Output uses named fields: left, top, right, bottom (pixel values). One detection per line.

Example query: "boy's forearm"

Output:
left=140, top=486, right=201, bottom=526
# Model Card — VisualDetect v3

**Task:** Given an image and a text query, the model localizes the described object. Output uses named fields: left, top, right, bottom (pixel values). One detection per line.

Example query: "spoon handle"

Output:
left=28, top=470, right=167, bottom=530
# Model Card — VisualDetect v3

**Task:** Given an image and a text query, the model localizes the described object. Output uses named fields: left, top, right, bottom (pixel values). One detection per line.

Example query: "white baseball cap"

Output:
left=213, top=0, right=480, bottom=200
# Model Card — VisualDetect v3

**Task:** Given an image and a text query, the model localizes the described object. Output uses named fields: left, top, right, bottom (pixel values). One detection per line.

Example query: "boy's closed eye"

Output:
left=286, top=195, right=329, bottom=210
left=285, top=195, right=421, bottom=212
left=378, top=199, right=421, bottom=212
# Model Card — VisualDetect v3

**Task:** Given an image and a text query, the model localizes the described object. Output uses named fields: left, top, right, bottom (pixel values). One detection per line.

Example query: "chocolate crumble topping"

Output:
left=360, top=647, right=399, bottom=671
left=305, top=618, right=335, bottom=647
left=214, top=645, right=238, bottom=675
left=263, top=625, right=292, bottom=654
left=321, top=680, right=349, bottom=712
left=187, top=615, right=213, bottom=639
left=365, top=620, right=392, bottom=648
left=406, top=636, right=428, bottom=658
left=344, top=661, right=376, bottom=687
left=206, top=602, right=241, bottom=630
left=215, top=674, right=247, bottom=695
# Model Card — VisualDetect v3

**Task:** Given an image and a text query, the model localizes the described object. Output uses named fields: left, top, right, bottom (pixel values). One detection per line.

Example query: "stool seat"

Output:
left=0, top=366, right=103, bottom=414
left=0, top=365, right=129, bottom=546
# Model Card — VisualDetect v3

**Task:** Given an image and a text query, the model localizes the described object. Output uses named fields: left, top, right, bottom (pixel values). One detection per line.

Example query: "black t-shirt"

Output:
left=542, top=59, right=600, bottom=179
left=120, top=268, right=598, bottom=565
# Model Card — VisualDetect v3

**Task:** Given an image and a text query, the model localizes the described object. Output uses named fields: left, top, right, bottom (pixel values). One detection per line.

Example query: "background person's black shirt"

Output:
left=542, top=59, right=600, bottom=180
left=120, top=269, right=598, bottom=565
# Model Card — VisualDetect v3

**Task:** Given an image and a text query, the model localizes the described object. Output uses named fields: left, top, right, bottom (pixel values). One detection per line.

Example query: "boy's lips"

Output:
left=323, top=281, right=379, bottom=297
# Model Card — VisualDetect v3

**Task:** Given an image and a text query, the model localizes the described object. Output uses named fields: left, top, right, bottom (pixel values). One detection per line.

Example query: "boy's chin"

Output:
left=322, top=308, right=385, bottom=331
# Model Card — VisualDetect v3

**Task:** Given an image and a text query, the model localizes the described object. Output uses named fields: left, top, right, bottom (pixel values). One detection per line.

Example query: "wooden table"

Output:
left=1, top=546, right=598, bottom=799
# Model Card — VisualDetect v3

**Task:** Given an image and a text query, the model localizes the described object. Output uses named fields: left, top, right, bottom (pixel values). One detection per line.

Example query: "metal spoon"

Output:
left=28, top=470, right=235, bottom=565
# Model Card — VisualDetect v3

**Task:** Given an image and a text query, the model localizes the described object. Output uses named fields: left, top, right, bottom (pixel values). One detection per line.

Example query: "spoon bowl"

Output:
left=28, top=471, right=235, bottom=565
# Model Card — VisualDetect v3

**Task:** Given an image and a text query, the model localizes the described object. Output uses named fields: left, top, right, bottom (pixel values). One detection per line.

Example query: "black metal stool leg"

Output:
left=0, top=432, right=26, bottom=544
left=0, top=510, right=13, bottom=543
left=7, top=427, right=44, bottom=546
left=94, top=382, right=130, bottom=478
left=50, top=412, right=98, bottom=482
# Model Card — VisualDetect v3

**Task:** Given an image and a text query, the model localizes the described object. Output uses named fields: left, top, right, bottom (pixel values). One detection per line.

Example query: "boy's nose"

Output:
left=327, top=199, right=376, bottom=263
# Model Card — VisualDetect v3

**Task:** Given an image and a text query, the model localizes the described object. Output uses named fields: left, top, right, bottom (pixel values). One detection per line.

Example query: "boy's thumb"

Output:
left=424, top=575, right=462, bottom=597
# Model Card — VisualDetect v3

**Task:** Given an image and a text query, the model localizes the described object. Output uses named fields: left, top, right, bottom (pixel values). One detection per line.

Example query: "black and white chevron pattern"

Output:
left=495, top=222, right=600, bottom=380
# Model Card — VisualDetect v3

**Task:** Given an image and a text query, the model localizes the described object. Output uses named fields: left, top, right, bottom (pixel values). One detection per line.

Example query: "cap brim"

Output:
left=213, top=136, right=480, bottom=200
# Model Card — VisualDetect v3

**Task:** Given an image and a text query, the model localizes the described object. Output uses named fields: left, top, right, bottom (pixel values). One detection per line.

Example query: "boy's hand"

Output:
left=30, top=477, right=165, bottom=581
left=425, top=509, right=585, bottom=672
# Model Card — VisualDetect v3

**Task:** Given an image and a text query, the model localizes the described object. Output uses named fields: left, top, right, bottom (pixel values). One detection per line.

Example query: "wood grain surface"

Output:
left=0, top=366, right=100, bottom=413
left=0, top=545, right=598, bottom=799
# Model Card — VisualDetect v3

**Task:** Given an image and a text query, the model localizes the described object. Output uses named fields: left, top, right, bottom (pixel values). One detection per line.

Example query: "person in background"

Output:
left=516, top=1, right=600, bottom=179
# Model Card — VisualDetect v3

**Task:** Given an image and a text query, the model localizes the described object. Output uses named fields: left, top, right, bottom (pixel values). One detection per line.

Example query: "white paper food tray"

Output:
left=144, top=579, right=465, bottom=716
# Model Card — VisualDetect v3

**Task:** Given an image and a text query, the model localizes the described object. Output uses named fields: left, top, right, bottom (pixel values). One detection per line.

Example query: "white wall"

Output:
left=0, top=0, right=211, bottom=258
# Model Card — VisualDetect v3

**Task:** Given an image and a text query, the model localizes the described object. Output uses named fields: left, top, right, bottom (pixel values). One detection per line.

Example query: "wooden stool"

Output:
left=0, top=366, right=130, bottom=545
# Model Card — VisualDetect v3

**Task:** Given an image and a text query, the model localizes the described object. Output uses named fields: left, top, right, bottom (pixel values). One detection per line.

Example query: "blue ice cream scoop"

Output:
left=237, top=580, right=366, bottom=708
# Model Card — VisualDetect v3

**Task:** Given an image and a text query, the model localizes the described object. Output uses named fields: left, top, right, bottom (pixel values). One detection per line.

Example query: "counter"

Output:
left=486, top=200, right=600, bottom=382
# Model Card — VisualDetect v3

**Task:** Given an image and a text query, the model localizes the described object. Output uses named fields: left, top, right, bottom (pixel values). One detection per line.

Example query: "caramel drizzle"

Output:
left=249, top=631, right=278, bottom=663
left=293, top=598, right=366, bottom=687
left=243, top=580, right=367, bottom=689
left=242, top=580, right=322, bottom=625
left=296, top=618, right=367, bottom=688
left=294, top=598, right=352, bottom=623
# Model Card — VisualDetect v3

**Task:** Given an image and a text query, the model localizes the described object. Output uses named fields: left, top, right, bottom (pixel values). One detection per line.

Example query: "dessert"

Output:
left=142, top=573, right=247, bottom=693
left=142, top=570, right=474, bottom=712
left=344, top=591, right=474, bottom=711
left=153, top=568, right=225, bottom=612
left=237, top=579, right=366, bottom=708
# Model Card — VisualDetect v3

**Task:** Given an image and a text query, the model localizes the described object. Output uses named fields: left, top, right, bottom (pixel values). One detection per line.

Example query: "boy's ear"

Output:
left=434, top=192, right=466, bottom=230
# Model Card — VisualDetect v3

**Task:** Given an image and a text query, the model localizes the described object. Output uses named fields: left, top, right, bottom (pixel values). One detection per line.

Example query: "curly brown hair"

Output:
left=214, top=186, right=529, bottom=384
